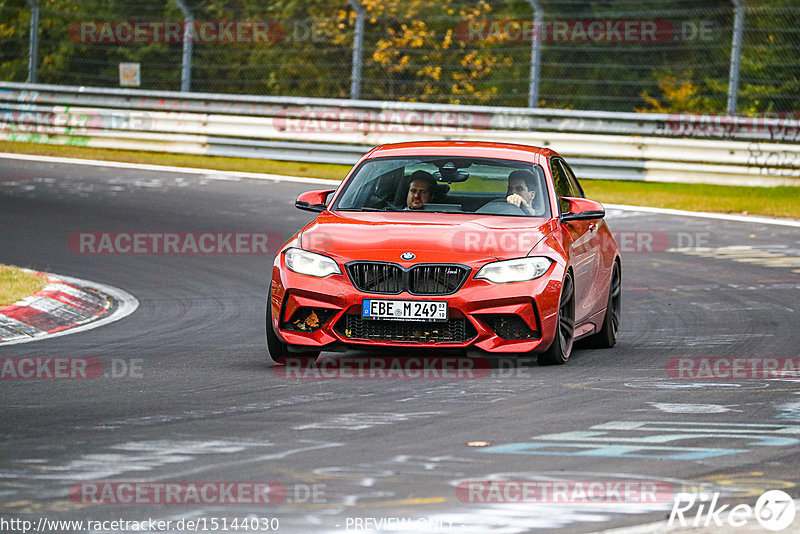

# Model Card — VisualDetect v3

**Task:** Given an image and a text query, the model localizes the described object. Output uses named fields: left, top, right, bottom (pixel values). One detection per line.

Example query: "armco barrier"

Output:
left=1, top=82, right=799, bottom=186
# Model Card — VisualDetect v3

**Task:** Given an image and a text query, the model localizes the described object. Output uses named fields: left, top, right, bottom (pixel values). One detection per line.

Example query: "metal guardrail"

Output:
left=1, top=82, right=799, bottom=186
left=5, top=82, right=800, bottom=142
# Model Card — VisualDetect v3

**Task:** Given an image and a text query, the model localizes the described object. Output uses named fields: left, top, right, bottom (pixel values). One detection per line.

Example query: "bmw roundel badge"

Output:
left=401, top=252, right=415, bottom=260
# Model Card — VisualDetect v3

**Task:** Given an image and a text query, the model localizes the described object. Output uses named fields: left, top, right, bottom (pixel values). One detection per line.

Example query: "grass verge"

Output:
left=581, top=180, right=800, bottom=220
left=0, top=265, right=49, bottom=307
left=2, top=141, right=799, bottom=219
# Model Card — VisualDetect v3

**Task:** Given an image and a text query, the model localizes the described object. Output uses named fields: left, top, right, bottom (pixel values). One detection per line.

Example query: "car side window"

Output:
left=560, top=159, right=585, bottom=198
left=550, top=158, right=573, bottom=214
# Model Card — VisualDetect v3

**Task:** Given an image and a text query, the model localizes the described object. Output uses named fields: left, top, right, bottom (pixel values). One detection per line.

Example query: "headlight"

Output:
left=284, top=248, right=341, bottom=277
left=475, top=257, right=552, bottom=284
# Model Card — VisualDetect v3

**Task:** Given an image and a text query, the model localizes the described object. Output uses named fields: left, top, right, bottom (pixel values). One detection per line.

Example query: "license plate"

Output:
left=362, top=299, right=448, bottom=321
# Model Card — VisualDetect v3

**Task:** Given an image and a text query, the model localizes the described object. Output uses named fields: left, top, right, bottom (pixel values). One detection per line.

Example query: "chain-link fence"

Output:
left=1, top=0, right=797, bottom=113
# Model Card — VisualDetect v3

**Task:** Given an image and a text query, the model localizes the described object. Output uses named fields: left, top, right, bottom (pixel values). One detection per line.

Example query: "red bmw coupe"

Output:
left=268, top=141, right=620, bottom=365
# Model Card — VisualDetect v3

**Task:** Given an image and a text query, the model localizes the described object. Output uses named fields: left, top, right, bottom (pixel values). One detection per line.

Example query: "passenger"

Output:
left=506, top=169, right=537, bottom=215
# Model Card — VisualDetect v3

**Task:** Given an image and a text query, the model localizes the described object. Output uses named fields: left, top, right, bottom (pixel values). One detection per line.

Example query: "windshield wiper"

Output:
left=338, top=206, right=399, bottom=212
left=423, top=209, right=466, bottom=214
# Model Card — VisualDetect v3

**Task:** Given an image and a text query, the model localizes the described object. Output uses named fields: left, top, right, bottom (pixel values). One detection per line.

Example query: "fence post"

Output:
left=727, top=0, right=745, bottom=113
left=25, top=0, right=39, bottom=83
left=526, top=0, right=543, bottom=108
left=348, top=0, right=365, bottom=100
left=170, top=0, right=194, bottom=92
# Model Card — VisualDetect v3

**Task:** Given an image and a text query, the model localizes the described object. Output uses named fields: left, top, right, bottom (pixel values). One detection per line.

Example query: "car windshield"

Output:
left=332, top=156, right=550, bottom=218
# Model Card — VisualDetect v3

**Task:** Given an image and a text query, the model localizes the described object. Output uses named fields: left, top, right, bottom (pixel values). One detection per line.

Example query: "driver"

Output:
left=506, top=170, right=537, bottom=215
left=406, top=171, right=436, bottom=210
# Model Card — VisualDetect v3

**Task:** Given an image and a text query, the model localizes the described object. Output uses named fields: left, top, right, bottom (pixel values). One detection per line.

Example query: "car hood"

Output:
left=300, top=211, right=557, bottom=264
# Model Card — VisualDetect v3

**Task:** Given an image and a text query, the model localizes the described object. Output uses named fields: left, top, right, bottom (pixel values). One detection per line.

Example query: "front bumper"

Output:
left=270, top=261, right=565, bottom=354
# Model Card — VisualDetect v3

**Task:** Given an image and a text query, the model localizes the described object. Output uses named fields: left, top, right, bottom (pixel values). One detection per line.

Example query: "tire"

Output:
left=585, top=260, right=621, bottom=349
left=538, top=271, right=575, bottom=365
left=266, top=301, right=319, bottom=365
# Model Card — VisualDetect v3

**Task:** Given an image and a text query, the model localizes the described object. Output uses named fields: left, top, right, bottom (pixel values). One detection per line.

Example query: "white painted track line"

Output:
left=604, top=203, right=800, bottom=228
left=3, top=151, right=798, bottom=226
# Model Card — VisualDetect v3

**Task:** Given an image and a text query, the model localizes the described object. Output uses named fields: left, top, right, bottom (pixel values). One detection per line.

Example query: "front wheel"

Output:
left=266, top=302, right=320, bottom=364
left=538, top=271, right=575, bottom=365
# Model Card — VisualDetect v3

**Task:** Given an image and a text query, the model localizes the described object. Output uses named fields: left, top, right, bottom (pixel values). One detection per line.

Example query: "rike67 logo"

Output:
left=670, top=490, right=796, bottom=531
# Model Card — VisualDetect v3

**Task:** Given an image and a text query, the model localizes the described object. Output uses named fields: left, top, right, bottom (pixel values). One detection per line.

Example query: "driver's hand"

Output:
left=507, top=194, right=529, bottom=209
left=507, top=194, right=534, bottom=215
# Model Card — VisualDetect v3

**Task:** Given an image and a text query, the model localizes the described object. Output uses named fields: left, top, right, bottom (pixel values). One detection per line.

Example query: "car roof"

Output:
left=365, top=140, right=556, bottom=165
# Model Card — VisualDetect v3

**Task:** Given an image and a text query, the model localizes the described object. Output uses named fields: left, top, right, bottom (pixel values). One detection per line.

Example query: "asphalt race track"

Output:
left=1, top=157, right=799, bottom=533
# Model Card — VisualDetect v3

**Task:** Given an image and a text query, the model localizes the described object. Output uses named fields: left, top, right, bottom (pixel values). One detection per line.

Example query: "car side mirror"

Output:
left=560, top=197, right=605, bottom=222
left=295, top=189, right=335, bottom=213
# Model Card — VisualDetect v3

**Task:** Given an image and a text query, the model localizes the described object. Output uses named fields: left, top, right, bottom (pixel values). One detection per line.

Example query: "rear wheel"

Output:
left=585, top=261, right=621, bottom=349
left=266, top=301, right=319, bottom=364
left=538, top=272, right=575, bottom=365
